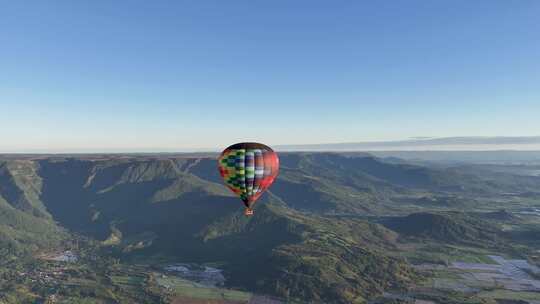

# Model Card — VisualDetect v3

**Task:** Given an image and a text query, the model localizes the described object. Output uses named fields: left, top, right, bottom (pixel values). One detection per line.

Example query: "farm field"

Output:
left=156, top=274, right=252, bottom=303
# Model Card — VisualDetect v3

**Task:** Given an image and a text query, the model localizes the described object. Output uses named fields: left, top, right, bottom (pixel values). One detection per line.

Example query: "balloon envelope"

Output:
left=218, top=142, right=279, bottom=209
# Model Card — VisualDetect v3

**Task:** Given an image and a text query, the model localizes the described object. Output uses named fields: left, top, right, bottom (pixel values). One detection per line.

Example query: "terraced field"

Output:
left=156, top=274, right=252, bottom=303
left=411, top=255, right=540, bottom=302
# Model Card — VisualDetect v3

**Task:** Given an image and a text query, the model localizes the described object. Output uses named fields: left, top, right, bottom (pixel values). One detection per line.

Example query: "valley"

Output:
left=1, top=153, right=540, bottom=303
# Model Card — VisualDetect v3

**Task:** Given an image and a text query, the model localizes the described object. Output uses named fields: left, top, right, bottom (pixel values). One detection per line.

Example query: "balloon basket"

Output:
left=244, top=208, right=254, bottom=216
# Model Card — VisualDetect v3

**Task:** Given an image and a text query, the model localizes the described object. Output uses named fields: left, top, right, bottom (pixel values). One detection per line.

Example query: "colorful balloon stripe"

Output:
left=218, top=142, right=279, bottom=208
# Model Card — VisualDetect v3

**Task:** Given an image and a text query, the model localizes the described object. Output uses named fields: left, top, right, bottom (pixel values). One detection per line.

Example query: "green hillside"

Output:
left=381, top=212, right=501, bottom=246
left=1, top=153, right=540, bottom=303
left=0, top=161, right=65, bottom=259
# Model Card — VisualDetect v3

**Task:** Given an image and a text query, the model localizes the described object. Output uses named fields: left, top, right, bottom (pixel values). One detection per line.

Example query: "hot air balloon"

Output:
left=218, top=142, right=279, bottom=216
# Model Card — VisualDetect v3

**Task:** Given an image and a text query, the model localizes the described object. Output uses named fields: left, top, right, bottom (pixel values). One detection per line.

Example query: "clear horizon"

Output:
left=1, top=1, right=539, bottom=152
left=2, top=136, right=540, bottom=153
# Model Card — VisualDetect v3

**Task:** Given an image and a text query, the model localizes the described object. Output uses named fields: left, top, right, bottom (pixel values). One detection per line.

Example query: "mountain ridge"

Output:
left=1, top=153, right=539, bottom=302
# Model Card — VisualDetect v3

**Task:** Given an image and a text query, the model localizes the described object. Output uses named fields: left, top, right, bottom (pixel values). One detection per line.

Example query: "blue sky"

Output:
left=1, top=1, right=539, bottom=152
